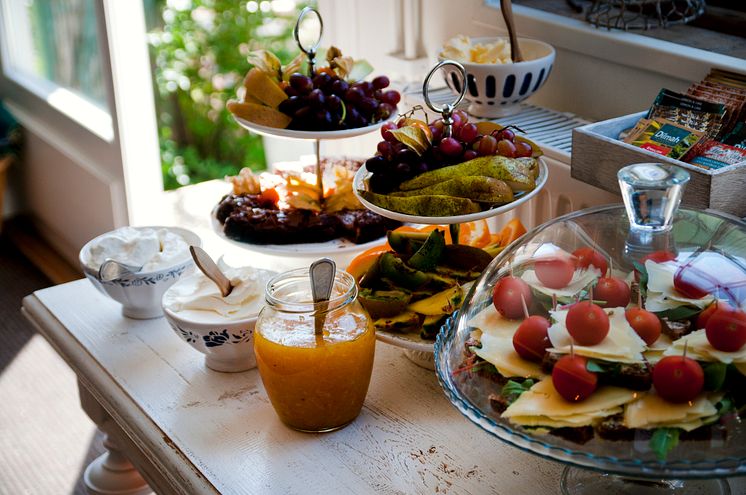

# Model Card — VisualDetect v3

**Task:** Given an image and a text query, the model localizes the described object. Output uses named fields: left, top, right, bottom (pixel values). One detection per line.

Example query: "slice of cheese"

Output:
left=644, top=260, right=714, bottom=312
left=624, top=391, right=717, bottom=430
left=521, top=268, right=598, bottom=298
left=508, top=408, right=622, bottom=428
left=662, top=329, right=746, bottom=363
left=643, top=334, right=673, bottom=364
left=503, top=379, right=637, bottom=420
left=473, top=332, right=546, bottom=379
left=466, top=307, right=521, bottom=339
left=547, top=307, right=647, bottom=363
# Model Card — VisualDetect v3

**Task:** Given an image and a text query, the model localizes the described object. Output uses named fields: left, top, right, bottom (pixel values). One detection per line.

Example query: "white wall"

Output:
left=318, top=0, right=743, bottom=122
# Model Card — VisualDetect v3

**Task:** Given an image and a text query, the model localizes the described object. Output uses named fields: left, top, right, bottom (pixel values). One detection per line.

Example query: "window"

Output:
left=0, top=0, right=112, bottom=139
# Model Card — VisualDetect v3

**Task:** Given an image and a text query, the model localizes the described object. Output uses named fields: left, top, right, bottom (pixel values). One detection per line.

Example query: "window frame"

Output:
left=0, top=0, right=163, bottom=226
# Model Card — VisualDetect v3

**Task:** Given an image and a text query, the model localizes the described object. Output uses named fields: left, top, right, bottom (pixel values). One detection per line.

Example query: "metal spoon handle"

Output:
left=189, top=246, right=233, bottom=297
left=98, top=259, right=143, bottom=282
left=500, top=0, right=524, bottom=63
left=310, top=258, right=336, bottom=336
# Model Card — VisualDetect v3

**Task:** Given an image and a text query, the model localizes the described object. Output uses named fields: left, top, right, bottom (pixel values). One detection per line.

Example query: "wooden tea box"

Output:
left=571, top=112, right=746, bottom=217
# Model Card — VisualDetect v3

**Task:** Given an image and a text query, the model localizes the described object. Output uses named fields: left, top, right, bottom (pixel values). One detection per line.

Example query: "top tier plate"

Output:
left=233, top=115, right=392, bottom=141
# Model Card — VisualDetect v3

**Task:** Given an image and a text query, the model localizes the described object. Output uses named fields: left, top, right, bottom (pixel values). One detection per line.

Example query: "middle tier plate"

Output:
left=353, top=158, right=549, bottom=225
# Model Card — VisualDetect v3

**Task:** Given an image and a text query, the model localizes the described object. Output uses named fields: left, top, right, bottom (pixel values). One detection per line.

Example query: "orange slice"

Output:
left=458, top=220, right=491, bottom=248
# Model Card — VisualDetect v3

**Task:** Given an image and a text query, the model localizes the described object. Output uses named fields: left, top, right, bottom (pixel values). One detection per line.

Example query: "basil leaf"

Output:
left=586, top=360, right=606, bottom=373
left=650, top=428, right=680, bottom=461
left=715, top=397, right=734, bottom=414
left=501, top=379, right=535, bottom=405
left=655, top=305, right=702, bottom=321
left=703, top=362, right=728, bottom=391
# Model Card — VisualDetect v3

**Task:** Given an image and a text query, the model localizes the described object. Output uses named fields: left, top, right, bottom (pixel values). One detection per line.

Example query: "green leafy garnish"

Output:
left=585, top=359, right=621, bottom=375
left=501, top=379, right=535, bottom=405
left=650, top=427, right=680, bottom=461
left=703, top=362, right=728, bottom=391
left=715, top=396, right=734, bottom=415
left=654, top=305, right=702, bottom=321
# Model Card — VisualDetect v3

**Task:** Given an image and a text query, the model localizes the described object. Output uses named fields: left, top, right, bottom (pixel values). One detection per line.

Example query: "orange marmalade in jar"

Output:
left=254, top=268, right=375, bottom=432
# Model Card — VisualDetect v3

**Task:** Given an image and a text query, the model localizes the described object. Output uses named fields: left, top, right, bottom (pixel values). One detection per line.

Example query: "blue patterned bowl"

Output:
left=79, top=226, right=201, bottom=319
left=439, top=37, right=555, bottom=118
left=162, top=305, right=259, bottom=373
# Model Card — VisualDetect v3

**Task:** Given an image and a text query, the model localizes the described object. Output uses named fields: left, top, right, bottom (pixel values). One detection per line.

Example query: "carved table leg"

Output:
left=78, top=380, right=153, bottom=495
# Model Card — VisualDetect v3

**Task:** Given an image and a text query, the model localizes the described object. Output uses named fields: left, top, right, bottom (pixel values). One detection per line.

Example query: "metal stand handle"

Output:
left=422, top=60, right=467, bottom=139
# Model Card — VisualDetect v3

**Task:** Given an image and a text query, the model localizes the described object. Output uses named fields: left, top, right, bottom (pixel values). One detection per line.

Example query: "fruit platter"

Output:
left=345, top=219, right=526, bottom=367
left=354, top=61, right=547, bottom=225
left=435, top=194, right=746, bottom=488
left=227, top=8, right=399, bottom=139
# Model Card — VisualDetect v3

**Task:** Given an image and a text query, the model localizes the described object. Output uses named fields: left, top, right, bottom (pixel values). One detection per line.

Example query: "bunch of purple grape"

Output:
left=365, top=109, right=534, bottom=193
left=278, top=72, right=400, bottom=131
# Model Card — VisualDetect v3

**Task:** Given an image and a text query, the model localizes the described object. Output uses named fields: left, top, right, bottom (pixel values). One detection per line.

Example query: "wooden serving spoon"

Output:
left=500, top=0, right=524, bottom=63
left=189, top=246, right=233, bottom=297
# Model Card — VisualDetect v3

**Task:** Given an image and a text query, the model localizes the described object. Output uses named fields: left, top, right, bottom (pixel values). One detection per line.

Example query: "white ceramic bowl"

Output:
left=162, top=306, right=259, bottom=373
left=79, top=226, right=201, bottom=319
left=439, top=37, right=555, bottom=118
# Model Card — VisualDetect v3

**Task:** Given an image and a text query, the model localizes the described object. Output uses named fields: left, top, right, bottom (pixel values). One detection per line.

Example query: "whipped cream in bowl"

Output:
left=85, top=226, right=190, bottom=274
left=162, top=260, right=277, bottom=372
left=79, top=226, right=201, bottom=319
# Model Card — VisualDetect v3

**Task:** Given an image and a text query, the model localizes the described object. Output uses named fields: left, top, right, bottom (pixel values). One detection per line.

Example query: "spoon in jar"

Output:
left=98, top=259, right=143, bottom=282
left=500, top=0, right=524, bottom=62
left=189, top=246, right=233, bottom=297
left=310, top=258, right=336, bottom=336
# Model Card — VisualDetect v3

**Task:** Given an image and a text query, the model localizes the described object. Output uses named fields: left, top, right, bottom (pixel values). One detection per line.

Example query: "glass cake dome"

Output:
left=434, top=164, right=746, bottom=493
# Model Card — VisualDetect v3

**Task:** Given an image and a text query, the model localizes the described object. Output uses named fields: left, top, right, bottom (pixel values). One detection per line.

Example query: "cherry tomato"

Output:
left=642, top=251, right=677, bottom=264
left=572, top=247, right=608, bottom=277
left=534, top=256, right=575, bottom=289
left=513, top=316, right=550, bottom=362
left=625, top=307, right=661, bottom=345
left=674, top=262, right=711, bottom=299
left=566, top=301, right=609, bottom=346
left=697, top=301, right=729, bottom=330
left=705, top=307, right=746, bottom=352
left=653, top=355, right=704, bottom=403
left=595, top=277, right=631, bottom=308
left=493, top=276, right=533, bottom=320
left=552, top=355, right=598, bottom=402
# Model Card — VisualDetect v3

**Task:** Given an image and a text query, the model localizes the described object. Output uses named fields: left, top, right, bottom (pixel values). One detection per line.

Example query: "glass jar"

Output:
left=254, top=267, right=375, bottom=432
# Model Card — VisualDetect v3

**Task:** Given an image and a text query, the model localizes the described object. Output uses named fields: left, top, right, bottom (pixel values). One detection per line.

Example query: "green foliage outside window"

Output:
left=146, top=0, right=311, bottom=189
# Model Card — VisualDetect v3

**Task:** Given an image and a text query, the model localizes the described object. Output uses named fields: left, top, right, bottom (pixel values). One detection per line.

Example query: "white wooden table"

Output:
left=22, top=279, right=567, bottom=495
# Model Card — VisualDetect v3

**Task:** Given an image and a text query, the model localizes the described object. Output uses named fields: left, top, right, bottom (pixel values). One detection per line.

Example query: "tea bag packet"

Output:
left=722, top=122, right=746, bottom=149
left=646, top=89, right=726, bottom=139
left=628, top=118, right=705, bottom=160
left=621, top=118, right=652, bottom=143
left=689, top=141, right=746, bottom=170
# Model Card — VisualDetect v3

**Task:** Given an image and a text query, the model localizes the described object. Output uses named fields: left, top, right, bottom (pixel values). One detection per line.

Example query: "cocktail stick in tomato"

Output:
left=566, top=288, right=609, bottom=346
left=573, top=247, right=608, bottom=277
left=493, top=276, right=532, bottom=319
left=513, top=296, right=550, bottom=362
left=595, top=274, right=631, bottom=308
left=552, top=354, right=598, bottom=402
left=705, top=306, right=746, bottom=352
left=534, top=254, right=575, bottom=290
left=625, top=292, right=661, bottom=345
left=653, top=351, right=704, bottom=403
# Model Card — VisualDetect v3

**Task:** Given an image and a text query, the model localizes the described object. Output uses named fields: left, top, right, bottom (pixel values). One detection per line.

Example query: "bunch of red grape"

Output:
left=366, top=109, right=534, bottom=193
left=279, top=72, right=400, bottom=131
